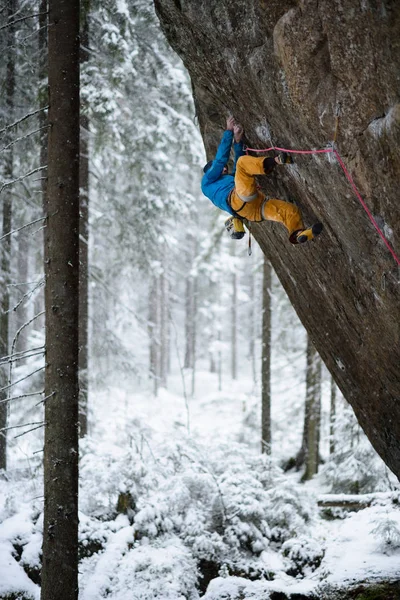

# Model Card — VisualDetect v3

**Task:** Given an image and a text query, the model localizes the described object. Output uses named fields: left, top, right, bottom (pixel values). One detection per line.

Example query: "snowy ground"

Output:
left=1, top=363, right=399, bottom=599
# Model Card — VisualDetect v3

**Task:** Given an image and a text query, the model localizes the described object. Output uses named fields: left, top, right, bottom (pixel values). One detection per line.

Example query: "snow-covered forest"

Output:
left=0, top=1, right=400, bottom=599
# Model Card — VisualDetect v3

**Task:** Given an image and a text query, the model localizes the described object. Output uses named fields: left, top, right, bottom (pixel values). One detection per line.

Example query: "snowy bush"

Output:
left=319, top=403, right=397, bottom=494
left=319, top=445, right=396, bottom=495
left=371, top=512, right=400, bottom=554
left=79, top=437, right=151, bottom=518
left=80, top=533, right=199, bottom=600
left=130, top=439, right=317, bottom=582
left=281, top=536, right=325, bottom=577
left=78, top=512, right=124, bottom=560
left=264, top=482, right=316, bottom=544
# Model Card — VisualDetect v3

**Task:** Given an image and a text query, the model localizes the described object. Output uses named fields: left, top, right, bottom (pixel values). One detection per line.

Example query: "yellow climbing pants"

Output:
left=230, top=155, right=304, bottom=237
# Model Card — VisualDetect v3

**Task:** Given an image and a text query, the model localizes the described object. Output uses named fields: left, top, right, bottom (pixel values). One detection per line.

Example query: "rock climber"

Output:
left=201, top=116, right=323, bottom=243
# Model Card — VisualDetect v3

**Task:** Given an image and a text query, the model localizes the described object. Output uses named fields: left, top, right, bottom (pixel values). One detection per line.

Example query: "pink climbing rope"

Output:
left=333, top=149, right=400, bottom=266
left=245, top=144, right=400, bottom=266
left=245, top=145, right=332, bottom=155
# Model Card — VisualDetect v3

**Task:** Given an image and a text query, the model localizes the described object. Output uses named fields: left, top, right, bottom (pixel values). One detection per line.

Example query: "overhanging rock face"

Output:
left=154, top=0, right=400, bottom=478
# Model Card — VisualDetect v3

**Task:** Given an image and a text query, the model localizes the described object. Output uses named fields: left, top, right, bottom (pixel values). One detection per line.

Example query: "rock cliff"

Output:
left=154, top=0, right=400, bottom=478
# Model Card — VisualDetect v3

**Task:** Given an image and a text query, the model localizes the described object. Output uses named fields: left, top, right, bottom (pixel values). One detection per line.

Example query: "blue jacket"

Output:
left=201, top=130, right=245, bottom=216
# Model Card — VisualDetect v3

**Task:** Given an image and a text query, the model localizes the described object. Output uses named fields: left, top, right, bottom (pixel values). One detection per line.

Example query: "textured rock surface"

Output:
left=155, top=0, right=400, bottom=478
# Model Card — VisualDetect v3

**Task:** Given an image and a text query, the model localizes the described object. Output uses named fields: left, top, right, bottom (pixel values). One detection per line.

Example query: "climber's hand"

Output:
left=234, top=124, right=243, bottom=143
left=226, top=116, right=235, bottom=131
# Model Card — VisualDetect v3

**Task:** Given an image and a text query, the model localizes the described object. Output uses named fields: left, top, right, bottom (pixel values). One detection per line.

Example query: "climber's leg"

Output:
left=235, top=156, right=265, bottom=199
left=262, top=198, right=304, bottom=241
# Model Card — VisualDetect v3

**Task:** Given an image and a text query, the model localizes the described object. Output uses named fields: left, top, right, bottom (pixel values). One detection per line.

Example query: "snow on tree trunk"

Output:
left=41, top=1, right=80, bottom=598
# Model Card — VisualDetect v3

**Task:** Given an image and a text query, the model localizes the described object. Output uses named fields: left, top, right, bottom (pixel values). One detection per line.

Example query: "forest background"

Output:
left=0, top=1, right=399, bottom=599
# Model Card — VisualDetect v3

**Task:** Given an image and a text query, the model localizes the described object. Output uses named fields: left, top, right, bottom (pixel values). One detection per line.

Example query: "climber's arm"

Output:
left=232, top=124, right=245, bottom=176
left=203, top=117, right=235, bottom=183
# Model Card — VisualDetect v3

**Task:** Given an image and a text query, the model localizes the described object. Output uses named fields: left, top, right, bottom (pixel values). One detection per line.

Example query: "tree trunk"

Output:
left=0, top=0, right=16, bottom=472
left=79, top=0, right=90, bottom=438
left=303, top=338, right=322, bottom=481
left=160, top=269, right=168, bottom=388
left=184, top=269, right=195, bottom=369
left=190, top=275, right=197, bottom=396
left=41, top=1, right=80, bottom=598
left=183, top=236, right=198, bottom=394
left=261, top=257, right=272, bottom=454
left=248, top=267, right=257, bottom=385
left=148, top=275, right=158, bottom=395
left=184, top=274, right=196, bottom=371
left=231, top=244, right=237, bottom=380
left=217, top=327, right=222, bottom=392
left=329, top=375, right=337, bottom=455
left=208, top=281, right=217, bottom=374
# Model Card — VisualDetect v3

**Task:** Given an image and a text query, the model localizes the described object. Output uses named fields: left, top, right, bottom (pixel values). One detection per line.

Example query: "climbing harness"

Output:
left=244, top=119, right=400, bottom=267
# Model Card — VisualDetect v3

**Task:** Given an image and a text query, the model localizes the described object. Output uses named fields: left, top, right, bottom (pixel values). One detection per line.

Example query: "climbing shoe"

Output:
left=297, top=222, right=323, bottom=243
left=225, top=216, right=245, bottom=239
left=263, top=157, right=276, bottom=174
left=276, top=151, right=293, bottom=165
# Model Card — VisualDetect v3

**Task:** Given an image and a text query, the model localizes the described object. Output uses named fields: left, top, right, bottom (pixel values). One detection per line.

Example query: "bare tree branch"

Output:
left=0, top=165, right=47, bottom=195
left=11, top=313, right=45, bottom=358
left=0, top=125, right=49, bottom=154
left=0, top=365, right=45, bottom=392
left=0, top=216, right=46, bottom=242
left=7, top=280, right=44, bottom=287
left=0, top=391, right=44, bottom=405
left=8, top=281, right=45, bottom=314
left=36, top=391, right=55, bottom=407
left=0, top=420, right=45, bottom=433
left=0, top=12, right=48, bottom=32
left=14, top=422, right=46, bottom=439
left=0, top=106, right=49, bottom=136
left=0, top=349, right=45, bottom=366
